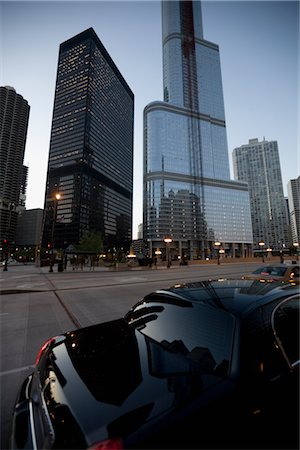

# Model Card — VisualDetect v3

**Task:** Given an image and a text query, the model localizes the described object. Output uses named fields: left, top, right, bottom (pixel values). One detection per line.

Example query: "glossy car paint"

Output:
left=10, top=280, right=299, bottom=449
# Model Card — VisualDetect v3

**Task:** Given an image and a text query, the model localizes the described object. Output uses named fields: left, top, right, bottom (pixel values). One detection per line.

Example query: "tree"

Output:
left=76, top=231, right=104, bottom=254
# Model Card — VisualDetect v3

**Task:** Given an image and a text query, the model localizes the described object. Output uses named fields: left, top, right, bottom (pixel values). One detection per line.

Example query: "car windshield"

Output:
left=134, top=301, right=235, bottom=380
left=252, top=266, right=287, bottom=276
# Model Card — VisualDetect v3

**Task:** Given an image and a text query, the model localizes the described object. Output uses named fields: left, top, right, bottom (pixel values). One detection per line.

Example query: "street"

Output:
left=0, top=260, right=260, bottom=449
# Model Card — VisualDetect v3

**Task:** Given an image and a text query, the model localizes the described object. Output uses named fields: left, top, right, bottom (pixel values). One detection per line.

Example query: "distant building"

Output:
left=19, top=165, right=28, bottom=210
left=0, top=86, right=30, bottom=244
left=284, top=197, right=292, bottom=247
left=287, top=176, right=300, bottom=245
left=233, top=138, right=289, bottom=251
left=143, top=0, right=253, bottom=260
left=41, top=28, right=134, bottom=252
left=137, top=223, right=143, bottom=240
left=16, top=208, right=43, bottom=247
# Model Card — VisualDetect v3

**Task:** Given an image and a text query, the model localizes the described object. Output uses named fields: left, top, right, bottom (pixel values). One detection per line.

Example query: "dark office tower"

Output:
left=0, top=86, right=30, bottom=244
left=233, top=138, right=289, bottom=251
left=42, top=28, right=134, bottom=252
left=144, top=1, right=253, bottom=260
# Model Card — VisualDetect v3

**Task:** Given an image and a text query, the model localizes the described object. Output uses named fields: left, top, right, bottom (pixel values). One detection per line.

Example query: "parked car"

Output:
left=2, top=257, right=18, bottom=266
left=10, top=280, right=299, bottom=450
left=242, top=263, right=299, bottom=284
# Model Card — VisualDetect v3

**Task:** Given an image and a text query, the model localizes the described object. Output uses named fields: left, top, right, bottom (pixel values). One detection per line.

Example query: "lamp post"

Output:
left=266, top=247, right=272, bottom=260
left=49, top=193, right=61, bottom=273
left=3, top=202, right=15, bottom=272
left=154, top=249, right=161, bottom=268
left=164, top=237, right=172, bottom=268
left=214, top=241, right=221, bottom=265
left=259, top=241, right=265, bottom=262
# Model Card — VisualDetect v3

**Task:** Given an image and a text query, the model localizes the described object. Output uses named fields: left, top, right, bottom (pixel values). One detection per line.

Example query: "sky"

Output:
left=1, top=0, right=299, bottom=239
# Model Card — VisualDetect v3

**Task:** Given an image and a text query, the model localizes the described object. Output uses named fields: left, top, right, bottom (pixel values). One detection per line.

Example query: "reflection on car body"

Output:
left=10, top=280, right=299, bottom=450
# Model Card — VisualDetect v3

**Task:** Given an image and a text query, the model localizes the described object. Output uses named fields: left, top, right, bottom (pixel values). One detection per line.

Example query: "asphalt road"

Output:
left=0, top=260, right=261, bottom=449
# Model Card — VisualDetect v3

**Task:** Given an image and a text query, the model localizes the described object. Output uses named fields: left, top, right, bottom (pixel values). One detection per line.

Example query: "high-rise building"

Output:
left=233, top=138, right=289, bottom=251
left=16, top=208, right=43, bottom=247
left=143, top=0, right=253, bottom=260
left=0, top=86, right=30, bottom=244
left=19, top=164, right=28, bottom=209
left=41, top=28, right=134, bottom=252
left=287, top=176, right=300, bottom=245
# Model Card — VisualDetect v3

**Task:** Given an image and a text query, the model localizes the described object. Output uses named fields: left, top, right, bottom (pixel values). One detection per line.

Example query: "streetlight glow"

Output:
left=49, top=193, right=62, bottom=272
left=163, top=237, right=172, bottom=268
left=259, top=241, right=265, bottom=262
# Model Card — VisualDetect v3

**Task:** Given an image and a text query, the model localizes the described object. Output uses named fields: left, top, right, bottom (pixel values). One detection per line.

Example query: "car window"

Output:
left=136, top=301, right=235, bottom=380
left=272, top=296, right=300, bottom=367
left=240, top=303, right=291, bottom=381
left=253, top=266, right=287, bottom=276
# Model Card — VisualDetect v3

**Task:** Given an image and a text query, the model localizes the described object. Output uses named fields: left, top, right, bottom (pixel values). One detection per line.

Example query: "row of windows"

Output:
left=146, top=108, right=230, bottom=180
left=145, top=179, right=253, bottom=242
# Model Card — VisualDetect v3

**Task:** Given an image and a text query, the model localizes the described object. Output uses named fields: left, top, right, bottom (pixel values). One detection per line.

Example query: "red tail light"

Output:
left=35, top=336, right=65, bottom=365
left=89, top=438, right=124, bottom=450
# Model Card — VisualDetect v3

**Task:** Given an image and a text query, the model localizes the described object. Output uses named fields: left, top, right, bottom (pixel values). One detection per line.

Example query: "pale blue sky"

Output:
left=1, top=1, right=299, bottom=238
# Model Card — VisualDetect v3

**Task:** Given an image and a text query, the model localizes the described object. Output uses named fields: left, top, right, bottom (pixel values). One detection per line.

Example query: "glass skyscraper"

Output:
left=233, top=138, right=289, bottom=251
left=144, top=1, right=253, bottom=259
left=42, top=28, right=134, bottom=252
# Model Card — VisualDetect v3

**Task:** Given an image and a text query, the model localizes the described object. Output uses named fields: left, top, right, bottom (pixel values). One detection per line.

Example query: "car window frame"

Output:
left=271, top=294, right=300, bottom=370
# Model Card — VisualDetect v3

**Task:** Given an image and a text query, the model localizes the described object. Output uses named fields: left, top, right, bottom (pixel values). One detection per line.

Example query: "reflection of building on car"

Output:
left=10, top=280, right=299, bottom=450
left=242, top=264, right=299, bottom=284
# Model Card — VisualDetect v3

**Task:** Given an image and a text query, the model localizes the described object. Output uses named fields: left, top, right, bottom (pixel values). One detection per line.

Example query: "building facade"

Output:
left=233, top=138, right=289, bottom=251
left=0, top=86, right=30, bottom=244
left=41, top=28, right=134, bottom=253
left=16, top=208, right=43, bottom=247
left=143, top=0, right=253, bottom=260
left=287, top=176, right=300, bottom=245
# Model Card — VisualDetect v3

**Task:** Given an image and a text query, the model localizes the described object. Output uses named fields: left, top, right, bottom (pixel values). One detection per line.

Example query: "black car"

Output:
left=10, top=280, right=299, bottom=450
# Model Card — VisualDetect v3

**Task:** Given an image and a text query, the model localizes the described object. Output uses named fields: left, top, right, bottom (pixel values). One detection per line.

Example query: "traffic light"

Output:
left=47, top=243, right=52, bottom=249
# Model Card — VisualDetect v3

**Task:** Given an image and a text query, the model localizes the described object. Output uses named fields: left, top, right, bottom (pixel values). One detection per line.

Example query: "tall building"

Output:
left=287, top=176, right=300, bottom=245
left=143, top=0, right=253, bottom=260
left=233, top=138, right=289, bottom=251
left=41, top=28, right=134, bottom=252
left=19, top=165, right=28, bottom=209
left=0, top=86, right=30, bottom=244
left=16, top=208, right=43, bottom=247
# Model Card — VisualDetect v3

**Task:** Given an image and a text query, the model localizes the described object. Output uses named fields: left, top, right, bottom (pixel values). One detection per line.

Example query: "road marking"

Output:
left=116, top=276, right=148, bottom=283
left=0, top=365, right=35, bottom=377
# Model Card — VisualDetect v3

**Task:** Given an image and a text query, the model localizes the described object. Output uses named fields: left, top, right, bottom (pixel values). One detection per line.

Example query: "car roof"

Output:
left=143, top=279, right=298, bottom=317
left=255, top=264, right=297, bottom=268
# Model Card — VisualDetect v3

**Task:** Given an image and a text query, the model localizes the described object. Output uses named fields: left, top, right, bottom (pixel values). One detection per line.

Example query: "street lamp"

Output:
left=3, top=202, right=15, bottom=272
left=164, top=237, right=172, bottom=268
left=214, top=241, right=221, bottom=265
left=259, top=241, right=265, bottom=262
left=49, top=193, right=61, bottom=273
left=266, top=247, right=272, bottom=259
left=154, top=249, right=162, bottom=268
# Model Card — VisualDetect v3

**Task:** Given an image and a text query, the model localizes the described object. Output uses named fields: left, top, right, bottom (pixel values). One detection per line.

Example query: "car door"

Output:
left=260, top=294, right=299, bottom=448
